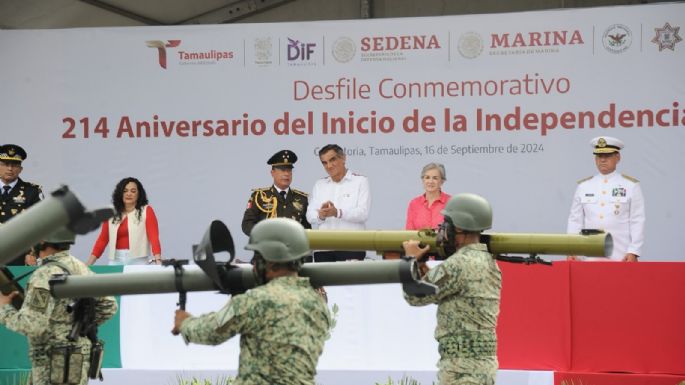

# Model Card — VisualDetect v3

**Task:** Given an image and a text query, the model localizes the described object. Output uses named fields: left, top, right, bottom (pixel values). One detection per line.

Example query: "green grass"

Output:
left=170, top=373, right=234, bottom=385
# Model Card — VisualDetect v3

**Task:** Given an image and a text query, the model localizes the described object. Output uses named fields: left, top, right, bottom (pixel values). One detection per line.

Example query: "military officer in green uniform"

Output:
left=402, top=193, right=501, bottom=385
left=241, top=150, right=310, bottom=236
left=0, top=228, right=118, bottom=385
left=0, top=144, right=43, bottom=266
left=172, top=218, right=331, bottom=385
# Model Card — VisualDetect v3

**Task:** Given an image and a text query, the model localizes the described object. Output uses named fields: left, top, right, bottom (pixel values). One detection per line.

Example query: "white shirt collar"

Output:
left=273, top=185, right=290, bottom=194
left=2, top=179, right=18, bottom=191
left=327, top=169, right=351, bottom=183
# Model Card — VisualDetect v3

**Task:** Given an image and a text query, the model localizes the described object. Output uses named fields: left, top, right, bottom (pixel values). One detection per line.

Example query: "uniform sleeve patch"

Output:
left=28, top=288, right=50, bottom=313
left=426, top=265, right=448, bottom=286
left=216, top=302, right=237, bottom=332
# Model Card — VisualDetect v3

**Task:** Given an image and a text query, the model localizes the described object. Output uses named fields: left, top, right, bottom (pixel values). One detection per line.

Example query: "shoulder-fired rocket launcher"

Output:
left=305, top=228, right=612, bottom=263
left=50, top=221, right=611, bottom=303
left=50, top=220, right=439, bottom=301
left=0, top=186, right=114, bottom=266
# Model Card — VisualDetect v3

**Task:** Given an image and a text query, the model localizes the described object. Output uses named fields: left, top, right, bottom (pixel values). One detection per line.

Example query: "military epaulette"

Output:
left=291, top=188, right=308, bottom=197
left=251, top=187, right=272, bottom=192
left=576, top=176, right=592, bottom=184
left=621, top=174, right=639, bottom=183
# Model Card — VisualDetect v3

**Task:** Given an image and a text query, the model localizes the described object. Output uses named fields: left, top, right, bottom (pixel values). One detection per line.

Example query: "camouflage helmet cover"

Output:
left=441, top=193, right=493, bottom=231
left=245, top=218, right=310, bottom=262
left=45, top=227, right=76, bottom=245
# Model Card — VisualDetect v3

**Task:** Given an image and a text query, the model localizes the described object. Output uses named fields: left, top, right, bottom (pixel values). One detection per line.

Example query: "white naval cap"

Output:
left=591, top=136, right=624, bottom=154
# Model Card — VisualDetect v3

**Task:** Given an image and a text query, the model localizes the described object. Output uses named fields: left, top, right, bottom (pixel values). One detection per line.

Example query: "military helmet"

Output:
left=441, top=193, right=492, bottom=231
left=245, top=218, right=310, bottom=262
left=45, top=227, right=76, bottom=245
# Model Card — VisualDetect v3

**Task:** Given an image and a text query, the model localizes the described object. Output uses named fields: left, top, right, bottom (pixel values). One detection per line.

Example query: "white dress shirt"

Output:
left=567, top=171, right=645, bottom=261
left=306, top=170, right=371, bottom=230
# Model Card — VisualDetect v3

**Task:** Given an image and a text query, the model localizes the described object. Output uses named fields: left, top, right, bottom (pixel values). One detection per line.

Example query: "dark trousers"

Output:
left=313, top=251, right=366, bottom=262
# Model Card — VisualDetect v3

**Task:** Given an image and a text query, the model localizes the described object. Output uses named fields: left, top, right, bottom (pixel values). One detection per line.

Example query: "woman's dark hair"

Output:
left=112, top=177, right=149, bottom=224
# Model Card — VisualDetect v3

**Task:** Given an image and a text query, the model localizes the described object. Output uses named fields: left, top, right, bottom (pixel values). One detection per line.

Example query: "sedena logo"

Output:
left=146, top=40, right=181, bottom=69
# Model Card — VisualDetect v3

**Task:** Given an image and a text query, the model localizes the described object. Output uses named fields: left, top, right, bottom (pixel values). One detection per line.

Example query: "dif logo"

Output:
left=287, top=38, right=316, bottom=61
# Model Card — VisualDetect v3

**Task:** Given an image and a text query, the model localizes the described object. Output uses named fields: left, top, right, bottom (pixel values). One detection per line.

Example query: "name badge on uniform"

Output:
left=584, top=193, right=595, bottom=197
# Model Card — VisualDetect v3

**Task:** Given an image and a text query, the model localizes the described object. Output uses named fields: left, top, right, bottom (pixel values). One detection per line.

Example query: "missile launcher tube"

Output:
left=0, top=188, right=85, bottom=265
left=305, top=230, right=612, bottom=257
left=50, top=259, right=419, bottom=299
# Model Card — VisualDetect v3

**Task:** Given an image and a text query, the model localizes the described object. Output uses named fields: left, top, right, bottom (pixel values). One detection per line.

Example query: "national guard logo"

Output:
left=651, top=22, right=682, bottom=52
left=7, top=148, right=15, bottom=156
left=612, top=187, right=626, bottom=197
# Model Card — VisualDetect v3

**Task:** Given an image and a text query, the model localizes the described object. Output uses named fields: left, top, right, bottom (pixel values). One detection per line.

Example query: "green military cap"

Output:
left=268, top=150, right=297, bottom=169
left=0, top=144, right=27, bottom=163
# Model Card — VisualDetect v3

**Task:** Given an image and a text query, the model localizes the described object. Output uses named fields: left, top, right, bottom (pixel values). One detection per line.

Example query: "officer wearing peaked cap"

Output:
left=0, top=144, right=43, bottom=266
left=241, top=150, right=311, bottom=239
left=567, top=136, right=645, bottom=262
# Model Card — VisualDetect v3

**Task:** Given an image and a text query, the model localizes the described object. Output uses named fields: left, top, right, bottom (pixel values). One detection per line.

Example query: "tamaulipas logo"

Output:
left=146, top=40, right=181, bottom=69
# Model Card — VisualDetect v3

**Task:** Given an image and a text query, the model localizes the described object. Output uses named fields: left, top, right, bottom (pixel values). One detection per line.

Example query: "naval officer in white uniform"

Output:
left=567, top=136, right=645, bottom=261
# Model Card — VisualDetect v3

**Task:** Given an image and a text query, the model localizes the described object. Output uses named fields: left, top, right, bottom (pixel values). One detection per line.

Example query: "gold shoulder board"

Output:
left=576, top=176, right=592, bottom=184
left=621, top=174, right=639, bottom=183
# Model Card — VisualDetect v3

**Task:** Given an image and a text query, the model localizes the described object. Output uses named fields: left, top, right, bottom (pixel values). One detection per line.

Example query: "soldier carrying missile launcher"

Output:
left=171, top=218, right=331, bottom=385
left=403, top=193, right=500, bottom=385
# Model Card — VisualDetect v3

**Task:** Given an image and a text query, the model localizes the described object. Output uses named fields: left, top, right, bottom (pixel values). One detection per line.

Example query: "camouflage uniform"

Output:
left=181, top=275, right=330, bottom=385
left=0, top=251, right=118, bottom=385
left=405, top=244, right=501, bottom=385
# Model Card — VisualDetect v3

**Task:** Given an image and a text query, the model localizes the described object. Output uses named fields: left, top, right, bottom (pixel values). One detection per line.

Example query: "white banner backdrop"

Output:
left=1, top=3, right=684, bottom=261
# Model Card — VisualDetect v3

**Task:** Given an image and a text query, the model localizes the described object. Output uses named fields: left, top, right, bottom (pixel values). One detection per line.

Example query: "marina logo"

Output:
left=651, top=22, right=682, bottom=52
left=489, top=29, right=584, bottom=56
left=145, top=40, right=181, bottom=69
left=602, top=24, right=632, bottom=54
